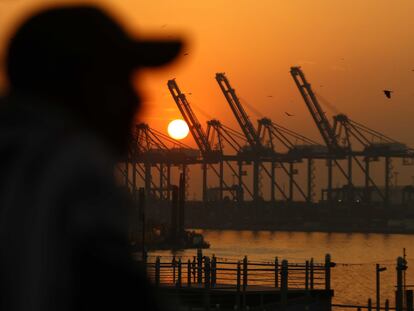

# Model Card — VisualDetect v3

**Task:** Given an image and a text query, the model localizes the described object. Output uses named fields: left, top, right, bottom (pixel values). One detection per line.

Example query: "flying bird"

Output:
left=383, top=90, right=393, bottom=99
left=285, top=112, right=294, bottom=117
left=161, top=24, right=167, bottom=28
left=184, top=53, right=189, bottom=56
left=267, top=95, right=273, bottom=98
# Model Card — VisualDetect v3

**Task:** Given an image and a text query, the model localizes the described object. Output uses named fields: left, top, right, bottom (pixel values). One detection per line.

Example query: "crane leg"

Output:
left=253, top=161, right=260, bottom=202
left=307, top=159, right=314, bottom=203
left=202, top=162, right=207, bottom=203
left=219, top=161, right=224, bottom=201
left=327, top=159, right=333, bottom=204
left=271, top=161, right=276, bottom=202
left=145, top=162, right=151, bottom=203
left=289, top=162, right=294, bottom=202
left=159, top=163, right=164, bottom=200
left=347, top=155, right=353, bottom=202
left=364, top=158, right=371, bottom=203
left=385, top=157, right=391, bottom=207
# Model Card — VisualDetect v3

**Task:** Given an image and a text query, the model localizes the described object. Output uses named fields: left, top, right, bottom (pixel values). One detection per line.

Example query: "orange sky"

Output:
left=2, top=1, right=414, bottom=143
left=128, top=0, right=414, bottom=148
left=1, top=0, right=414, bottom=195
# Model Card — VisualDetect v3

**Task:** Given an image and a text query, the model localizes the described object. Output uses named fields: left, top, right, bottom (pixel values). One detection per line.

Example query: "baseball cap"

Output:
left=6, top=5, right=183, bottom=90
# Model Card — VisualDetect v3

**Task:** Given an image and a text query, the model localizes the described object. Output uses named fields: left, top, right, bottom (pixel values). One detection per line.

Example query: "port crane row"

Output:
left=119, top=67, right=414, bottom=207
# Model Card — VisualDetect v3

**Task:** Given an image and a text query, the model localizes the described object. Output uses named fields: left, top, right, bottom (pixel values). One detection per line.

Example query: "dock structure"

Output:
left=146, top=252, right=334, bottom=311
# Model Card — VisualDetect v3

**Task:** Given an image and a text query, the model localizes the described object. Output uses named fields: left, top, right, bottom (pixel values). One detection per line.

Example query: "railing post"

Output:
left=205, top=256, right=211, bottom=288
left=242, top=256, right=248, bottom=310
left=305, top=260, right=309, bottom=292
left=197, top=249, right=203, bottom=284
left=407, top=290, right=414, bottom=311
left=396, top=256, right=407, bottom=311
left=211, top=255, right=217, bottom=287
left=310, top=258, right=314, bottom=290
left=376, top=264, right=380, bottom=311
left=325, top=254, right=331, bottom=291
left=236, top=261, right=241, bottom=310
left=368, top=298, right=372, bottom=311
left=192, top=256, right=197, bottom=283
left=177, top=258, right=182, bottom=288
left=281, top=259, right=288, bottom=306
left=204, top=256, right=211, bottom=311
left=385, top=299, right=389, bottom=311
left=187, top=259, right=192, bottom=287
left=275, top=257, right=279, bottom=288
left=155, top=256, right=160, bottom=287
left=243, top=256, right=248, bottom=291
left=172, top=256, right=176, bottom=285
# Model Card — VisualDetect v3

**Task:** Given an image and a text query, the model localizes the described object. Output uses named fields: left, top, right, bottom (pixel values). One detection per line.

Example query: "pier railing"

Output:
left=146, top=251, right=333, bottom=292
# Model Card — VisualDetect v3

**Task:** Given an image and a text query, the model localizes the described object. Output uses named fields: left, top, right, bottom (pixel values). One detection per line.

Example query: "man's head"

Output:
left=5, top=5, right=182, bottom=154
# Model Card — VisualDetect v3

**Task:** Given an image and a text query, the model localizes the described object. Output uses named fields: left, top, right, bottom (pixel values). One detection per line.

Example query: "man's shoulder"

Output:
left=0, top=100, right=121, bottom=205
left=0, top=95, right=127, bottom=207
left=0, top=97, right=116, bottom=169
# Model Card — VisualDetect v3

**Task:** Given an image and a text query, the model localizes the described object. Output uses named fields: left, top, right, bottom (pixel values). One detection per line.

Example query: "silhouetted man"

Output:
left=0, top=5, right=181, bottom=311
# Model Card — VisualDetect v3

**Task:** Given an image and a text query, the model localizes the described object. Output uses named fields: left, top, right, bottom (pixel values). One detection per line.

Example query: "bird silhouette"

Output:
left=267, top=95, right=273, bottom=98
left=383, top=90, right=393, bottom=99
left=285, top=112, right=294, bottom=117
left=184, top=52, right=189, bottom=56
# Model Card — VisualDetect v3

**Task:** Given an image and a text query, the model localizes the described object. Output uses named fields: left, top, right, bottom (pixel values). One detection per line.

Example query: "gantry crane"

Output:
left=333, top=114, right=414, bottom=205
left=258, top=117, right=327, bottom=202
left=216, top=72, right=318, bottom=203
left=206, top=119, right=252, bottom=202
left=125, top=123, right=198, bottom=202
left=215, top=73, right=262, bottom=150
left=168, top=79, right=245, bottom=202
left=290, top=67, right=341, bottom=153
left=216, top=73, right=269, bottom=201
left=168, top=79, right=214, bottom=202
left=168, top=79, right=214, bottom=158
left=291, top=66, right=414, bottom=206
left=290, top=67, right=358, bottom=203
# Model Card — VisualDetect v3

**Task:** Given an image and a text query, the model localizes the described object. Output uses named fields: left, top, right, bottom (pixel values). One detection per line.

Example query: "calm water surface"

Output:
left=149, top=230, right=414, bottom=308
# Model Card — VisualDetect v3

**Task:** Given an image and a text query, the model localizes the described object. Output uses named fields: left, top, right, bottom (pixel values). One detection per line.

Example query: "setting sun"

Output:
left=167, top=119, right=189, bottom=140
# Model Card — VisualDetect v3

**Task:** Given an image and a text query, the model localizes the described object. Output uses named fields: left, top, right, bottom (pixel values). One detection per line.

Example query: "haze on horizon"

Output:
left=1, top=0, right=414, bottom=195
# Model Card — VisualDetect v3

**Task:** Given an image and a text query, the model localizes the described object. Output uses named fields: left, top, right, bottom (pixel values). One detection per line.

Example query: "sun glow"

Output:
left=167, top=119, right=189, bottom=140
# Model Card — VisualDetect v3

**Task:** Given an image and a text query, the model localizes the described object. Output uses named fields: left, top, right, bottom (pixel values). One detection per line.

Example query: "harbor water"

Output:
left=149, top=230, right=414, bottom=308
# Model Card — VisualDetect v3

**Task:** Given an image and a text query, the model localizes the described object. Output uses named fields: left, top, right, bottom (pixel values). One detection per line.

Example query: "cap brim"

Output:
left=129, top=39, right=183, bottom=68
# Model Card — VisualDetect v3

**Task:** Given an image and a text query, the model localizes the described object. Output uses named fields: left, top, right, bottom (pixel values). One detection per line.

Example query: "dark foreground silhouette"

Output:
left=0, top=5, right=181, bottom=311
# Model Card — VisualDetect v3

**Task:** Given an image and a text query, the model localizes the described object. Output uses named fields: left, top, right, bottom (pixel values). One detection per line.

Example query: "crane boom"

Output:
left=215, top=73, right=261, bottom=150
left=290, top=67, right=341, bottom=152
left=167, top=79, right=212, bottom=156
